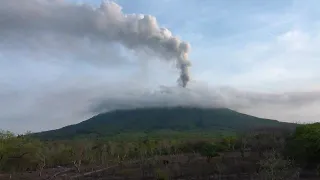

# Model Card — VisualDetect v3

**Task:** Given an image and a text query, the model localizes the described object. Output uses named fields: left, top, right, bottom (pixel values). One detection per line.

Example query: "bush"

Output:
left=199, top=143, right=219, bottom=160
left=285, top=123, right=320, bottom=167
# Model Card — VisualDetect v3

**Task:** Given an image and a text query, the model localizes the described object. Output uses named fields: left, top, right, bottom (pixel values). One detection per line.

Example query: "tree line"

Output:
left=0, top=123, right=320, bottom=179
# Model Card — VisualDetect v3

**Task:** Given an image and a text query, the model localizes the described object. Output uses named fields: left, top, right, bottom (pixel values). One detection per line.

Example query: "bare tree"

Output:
left=36, top=152, right=46, bottom=177
left=257, top=148, right=299, bottom=180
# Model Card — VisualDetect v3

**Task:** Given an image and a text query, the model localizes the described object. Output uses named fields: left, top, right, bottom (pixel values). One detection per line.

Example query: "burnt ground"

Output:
left=0, top=152, right=318, bottom=180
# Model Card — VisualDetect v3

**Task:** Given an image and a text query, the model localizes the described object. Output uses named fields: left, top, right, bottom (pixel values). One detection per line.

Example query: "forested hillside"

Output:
left=32, top=107, right=296, bottom=140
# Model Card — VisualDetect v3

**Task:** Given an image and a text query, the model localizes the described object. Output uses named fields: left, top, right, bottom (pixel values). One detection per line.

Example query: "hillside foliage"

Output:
left=31, top=107, right=296, bottom=140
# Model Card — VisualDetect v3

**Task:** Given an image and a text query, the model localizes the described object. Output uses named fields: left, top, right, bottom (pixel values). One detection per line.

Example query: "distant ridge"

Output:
left=32, top=107, right=297, bottom=140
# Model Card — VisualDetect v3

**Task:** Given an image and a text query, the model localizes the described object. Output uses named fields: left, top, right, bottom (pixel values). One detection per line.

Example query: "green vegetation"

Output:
left=31, top=107, right=296, bottom=140
left=285, top=123, right=320, bottom=167
left=0, top=122, right=319, bottom=179
left=1, top=107, right=317, bottom=179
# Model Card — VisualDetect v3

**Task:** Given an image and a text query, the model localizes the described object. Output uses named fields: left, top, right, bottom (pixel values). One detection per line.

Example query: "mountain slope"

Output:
left=32, top=107, right=296, bottom=140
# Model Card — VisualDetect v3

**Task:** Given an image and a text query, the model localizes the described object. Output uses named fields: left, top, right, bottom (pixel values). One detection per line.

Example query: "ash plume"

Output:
left=0, top=0, right=191, bottom=87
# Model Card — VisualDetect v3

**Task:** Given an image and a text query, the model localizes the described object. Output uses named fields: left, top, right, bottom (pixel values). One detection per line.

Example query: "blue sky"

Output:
left=1, top=0, right=320, bottom=133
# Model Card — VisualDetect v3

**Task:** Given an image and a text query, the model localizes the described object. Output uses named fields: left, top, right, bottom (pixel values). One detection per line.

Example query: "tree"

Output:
left=198, top=142, right=219, bottom=162
left=221, top=136, right=237, bottom=151
left=34, top=144, right=48, bottom=177
left=285, top=123, right=320, bottom=167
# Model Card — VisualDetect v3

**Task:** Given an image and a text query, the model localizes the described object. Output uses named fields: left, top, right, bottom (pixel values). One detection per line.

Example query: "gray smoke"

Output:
left=0, top=0, right=191, bottom=87
left=2, top=79, right=320, bottom=133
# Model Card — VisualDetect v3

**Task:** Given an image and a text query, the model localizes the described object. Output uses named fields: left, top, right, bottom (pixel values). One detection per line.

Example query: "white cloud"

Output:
left=192, top=27, right=320, bottom=92
left=2, top=77, right=320, bottom=133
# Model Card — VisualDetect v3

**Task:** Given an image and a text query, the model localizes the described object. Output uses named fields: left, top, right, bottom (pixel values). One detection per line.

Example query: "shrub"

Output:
left=285, top=123, right=320, bottom=167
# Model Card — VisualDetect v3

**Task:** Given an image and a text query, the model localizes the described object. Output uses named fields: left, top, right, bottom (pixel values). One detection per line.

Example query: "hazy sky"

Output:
left=1, top=0, right=320, bottom=133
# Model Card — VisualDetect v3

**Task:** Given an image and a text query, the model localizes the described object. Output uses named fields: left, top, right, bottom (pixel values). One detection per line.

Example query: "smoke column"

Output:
left=0, top=0, right=192, bottom=87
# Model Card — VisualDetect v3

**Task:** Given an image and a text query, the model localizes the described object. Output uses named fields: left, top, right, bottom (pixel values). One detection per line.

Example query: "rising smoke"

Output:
left=0, top=0, right=191, bottom=87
